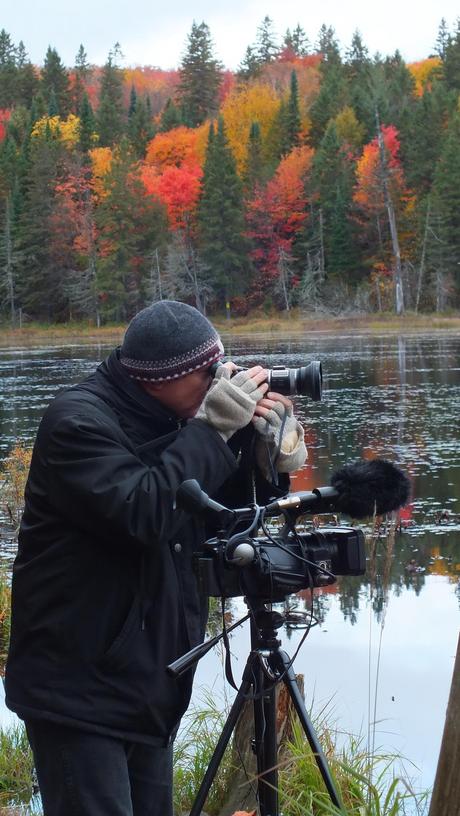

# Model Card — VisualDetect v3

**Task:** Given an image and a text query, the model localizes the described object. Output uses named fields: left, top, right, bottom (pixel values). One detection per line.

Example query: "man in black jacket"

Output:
left=5, top=300, right=306, bottom=816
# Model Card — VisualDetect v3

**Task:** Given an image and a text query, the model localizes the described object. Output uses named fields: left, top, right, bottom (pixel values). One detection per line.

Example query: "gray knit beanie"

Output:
left=120, top=300, right=224, bottom=382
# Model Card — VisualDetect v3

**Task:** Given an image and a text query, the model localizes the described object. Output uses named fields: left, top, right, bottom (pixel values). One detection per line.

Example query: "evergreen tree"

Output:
left=178, top=22, right=222, bottom=127
left=244, top=121, right=264, bottom=191
left=97, top=44, right=125, bottom=146
left=16, top=42, right=39, bottom=107
left=309, top=59, right=348, bottom=147
left=434, top=18, right=451, bottom=60
left=48, top=88, right=59, bottom=116
left=198, top=118, right=250, bottom=303
left=95, top=141, right=167, bottom=320
left=159, top=98, right=182, bottom=131
left=443, top=19, right=460, bottom=90
left=0, top=29, right=18, bottom=108
left=128, top=85, right=137, bottom=118
left=403, top=85, right=446, bottom=195
left=128, top=94, right=155, bottom=158
left=344, top=31, right=374, bottom=139
left=14, top=133, right=66, bottom=318
left=41, top=46, right=71, bottom=116
left=284, top=70, right=301, bottom=152
left=309, top=122, right=358, bottom=277
left=430, top=112, right=460, bottom=293
left=255, top=16, right=278, bottom=63
left=283, top=25, right=309, bottom=57
left=236, top=46, right=261, bottom=81
left=78, top=93, right=96, bottom=154
left=315, top=24, right=341, bottom=62
left=73, top=44, right=91, bottom=113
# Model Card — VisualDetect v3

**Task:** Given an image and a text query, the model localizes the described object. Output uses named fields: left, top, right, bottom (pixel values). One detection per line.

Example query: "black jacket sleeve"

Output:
left=39, top=409, right=237, bottom=549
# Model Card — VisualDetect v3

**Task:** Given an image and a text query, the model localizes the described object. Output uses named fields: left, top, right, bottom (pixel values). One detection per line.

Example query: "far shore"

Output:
left=1, top=310, right=460, bottom=348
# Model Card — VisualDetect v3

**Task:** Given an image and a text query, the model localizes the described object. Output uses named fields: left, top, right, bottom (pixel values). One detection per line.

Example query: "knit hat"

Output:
left=120, top=301, right=224, bottom=382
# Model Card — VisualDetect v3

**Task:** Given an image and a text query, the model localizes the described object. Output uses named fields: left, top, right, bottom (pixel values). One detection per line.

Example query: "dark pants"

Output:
left=25, top=720, right=174, bottom=816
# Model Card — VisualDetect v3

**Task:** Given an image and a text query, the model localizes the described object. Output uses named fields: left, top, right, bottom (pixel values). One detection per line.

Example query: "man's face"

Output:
left=142, top=366, right=214, bottom=419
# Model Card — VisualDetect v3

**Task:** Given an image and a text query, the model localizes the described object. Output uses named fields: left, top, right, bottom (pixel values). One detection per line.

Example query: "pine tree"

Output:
left=95, top=140, right=167, bottom=320
left=434, top=18, right=451, bottom=60
left=255, top=16, right=278, bottom=64
left=128, top=94, right=155, bottom=158
left=14, top=133, right=66, bottom=318
left=443, top=18, right=460, bottom=90
left=284, top=70, right=301, bottom=152
left=16, top=42, right=39, bottom=107
left=159, top=98, right=182, bottom=131
left=237, top=46, right=261, bottom=81
left=198, top=118, right=250, bottom=303
left=431, top=112, right=460, bottom=293
left=244, top=121, right=264, bottom=191
left=128, top=85, right=137, bottom=118
left=73, top=44, right=91, bottom=113
left=178, top=22, right=222, bottom=128
left=97, top=44, right=125, bottom=146
left=309, top=60, right=348, bottom=147
left=41, top=46, right=71, bottom=116
left=0, top=29, right=18, bottom=108
left=283, top=25, right=309, bottom=57
left=78, top=93, right=96, bottom=154
left=310, top=122, right=358, bottom=277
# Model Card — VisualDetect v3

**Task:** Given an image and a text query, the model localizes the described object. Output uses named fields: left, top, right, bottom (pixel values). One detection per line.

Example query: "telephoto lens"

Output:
left=267, top=362, right=322, bottom=399
left=209, top=360, right=323, bottom=400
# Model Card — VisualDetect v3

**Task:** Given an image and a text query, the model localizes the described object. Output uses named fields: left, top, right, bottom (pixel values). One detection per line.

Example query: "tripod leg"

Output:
left=188, top=674, right=253, bottom=816
left=274, top=649, right=344, bottom=812
left=252, top=661, right=278, bottom=816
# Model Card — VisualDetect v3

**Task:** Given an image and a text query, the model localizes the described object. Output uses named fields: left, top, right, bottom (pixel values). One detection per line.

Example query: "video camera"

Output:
left=176, top=459, right=410, bottom=604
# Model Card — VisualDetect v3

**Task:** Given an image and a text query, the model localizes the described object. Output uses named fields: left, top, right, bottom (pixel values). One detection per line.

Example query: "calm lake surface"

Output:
left=1, top=331, right=459, bottom=809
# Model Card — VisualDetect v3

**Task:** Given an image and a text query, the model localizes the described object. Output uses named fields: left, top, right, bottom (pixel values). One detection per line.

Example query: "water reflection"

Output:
left=1, top=332, right=459, bottom=805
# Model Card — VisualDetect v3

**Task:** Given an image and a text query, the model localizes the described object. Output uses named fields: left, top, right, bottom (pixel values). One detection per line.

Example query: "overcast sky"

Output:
left=3, top=0, right=459, bottom=69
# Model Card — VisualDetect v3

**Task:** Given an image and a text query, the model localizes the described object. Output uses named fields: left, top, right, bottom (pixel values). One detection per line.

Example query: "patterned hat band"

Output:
left=120, top=336, right=224, bottom=382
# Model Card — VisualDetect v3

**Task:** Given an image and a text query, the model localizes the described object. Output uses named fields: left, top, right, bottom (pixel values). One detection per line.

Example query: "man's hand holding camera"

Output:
left=253, top=391, right=307, bottom=478
left=195, top=362, right=307, bottom=476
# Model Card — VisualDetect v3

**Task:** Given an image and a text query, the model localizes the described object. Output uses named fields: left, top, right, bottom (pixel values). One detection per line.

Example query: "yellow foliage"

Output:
left=31, top=114, right=81, bottom=147
left=221, top=82, right=281, bottom=173
left=408, top=57, right=442, bottom=95
left=89, top=146, right=113, bottom=199
left=334, top=106, right=366, bottom=150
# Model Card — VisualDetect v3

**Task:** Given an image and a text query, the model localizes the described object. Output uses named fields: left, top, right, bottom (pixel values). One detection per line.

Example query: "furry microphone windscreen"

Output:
left=330, top=459, right=411, bottom=519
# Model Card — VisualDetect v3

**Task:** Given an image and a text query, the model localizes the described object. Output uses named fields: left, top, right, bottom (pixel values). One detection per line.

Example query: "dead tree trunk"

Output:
left=429, top=634, right=460, bottom=816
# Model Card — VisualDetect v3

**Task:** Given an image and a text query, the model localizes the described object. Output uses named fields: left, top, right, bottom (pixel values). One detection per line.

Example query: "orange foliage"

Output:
left=141, top=162, right=202, bottom=230
left=89, top=146, right=113, bottom=199
left=260, top=55, right=321, bottom=126
left=408, top=57, right=442, bottom=96
left=353, top=125, right=406, bottom=215
left=0, top=109, right=11, bottom=142
left=144, top=125, right=208, bottom=171
left=221, top=82, right=281, bottom=173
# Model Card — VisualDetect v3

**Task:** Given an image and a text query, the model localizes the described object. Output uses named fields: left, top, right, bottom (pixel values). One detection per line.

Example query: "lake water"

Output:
left=1, top=331, right=459, bottom=810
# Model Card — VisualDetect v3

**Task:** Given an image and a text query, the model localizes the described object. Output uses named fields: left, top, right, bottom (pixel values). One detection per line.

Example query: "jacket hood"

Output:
left=73, top=348, right=180, bottom=446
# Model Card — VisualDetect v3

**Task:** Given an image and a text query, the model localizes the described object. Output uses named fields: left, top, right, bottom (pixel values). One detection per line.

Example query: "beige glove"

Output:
left=253, top=402, right=307, bottom=479
left=195, top=366, right=267, bottom=441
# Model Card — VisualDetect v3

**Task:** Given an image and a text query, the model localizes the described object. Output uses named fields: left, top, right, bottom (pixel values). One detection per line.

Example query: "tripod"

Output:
left=171, top=600, right=344, bottom=816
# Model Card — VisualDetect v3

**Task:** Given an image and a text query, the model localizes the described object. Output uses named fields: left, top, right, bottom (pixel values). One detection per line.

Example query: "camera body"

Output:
left=194, top=526, right=365, bottom=603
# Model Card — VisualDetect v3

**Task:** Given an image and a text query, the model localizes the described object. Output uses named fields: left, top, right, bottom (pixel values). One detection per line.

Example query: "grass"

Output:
left=0, top=446, right=32, bottom=531
left=1, top=310, right=460, bottom=349
left=0, top=724, right=35, bottom=812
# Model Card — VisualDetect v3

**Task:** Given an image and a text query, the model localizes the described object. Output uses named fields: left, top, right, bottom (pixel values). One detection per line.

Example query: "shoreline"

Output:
left=1, top=311, right=460, bottom=348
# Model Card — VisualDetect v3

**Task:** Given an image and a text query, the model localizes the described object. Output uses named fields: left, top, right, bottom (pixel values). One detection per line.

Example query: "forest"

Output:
left=0, top=16, right=459, bottom=324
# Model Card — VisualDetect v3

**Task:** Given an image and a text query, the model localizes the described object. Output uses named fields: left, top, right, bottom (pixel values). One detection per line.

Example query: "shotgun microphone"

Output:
left=265, top=459, right=410, bottom=519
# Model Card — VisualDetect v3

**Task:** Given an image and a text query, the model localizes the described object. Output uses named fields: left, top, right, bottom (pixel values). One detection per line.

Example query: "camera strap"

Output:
left=221, top=596, right=239, bottom=691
